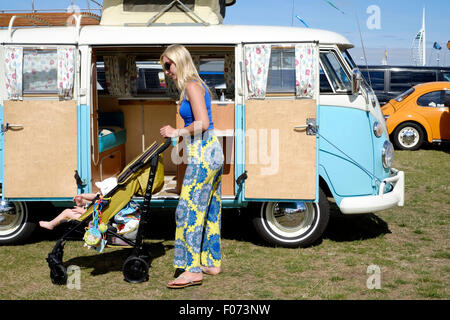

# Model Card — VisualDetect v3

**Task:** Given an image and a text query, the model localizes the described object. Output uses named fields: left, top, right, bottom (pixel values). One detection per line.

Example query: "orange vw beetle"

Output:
left=381, top=82, right=450, bottom=150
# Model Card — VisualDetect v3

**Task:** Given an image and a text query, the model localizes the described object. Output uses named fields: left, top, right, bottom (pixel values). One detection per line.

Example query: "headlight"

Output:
left=373, top=121, right=383, bottom=137
left=382, top=140, right=394, bottom=168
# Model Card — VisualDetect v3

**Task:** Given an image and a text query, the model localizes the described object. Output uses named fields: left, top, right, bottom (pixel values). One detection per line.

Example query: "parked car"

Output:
left=359, top=65, right=450, bottom=105
left=381, top=82, right=450, bottom=150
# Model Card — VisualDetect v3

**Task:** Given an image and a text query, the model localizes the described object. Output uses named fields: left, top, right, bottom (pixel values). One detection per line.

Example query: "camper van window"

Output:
left=96, top=62, right=108, bottom=93
left=342, top=50, right=357, bottom=70
left=23, top=49, right=58, bottom=94
left=319, top=51, right=352, bottom=93
left=319, top=65, right=334, bottom=93
left=199, top=58, right=226, bottom=99
left=136, top=61, right=167, bottom=94
left=267, top=48, right=296, bottom=94
left=417, top=90, right=445, bottom=107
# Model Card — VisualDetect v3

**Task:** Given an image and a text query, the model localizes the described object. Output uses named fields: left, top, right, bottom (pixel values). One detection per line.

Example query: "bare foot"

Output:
left=39, top=221, right=54, bottom=230
left=201, top=266, right=221, bottom=275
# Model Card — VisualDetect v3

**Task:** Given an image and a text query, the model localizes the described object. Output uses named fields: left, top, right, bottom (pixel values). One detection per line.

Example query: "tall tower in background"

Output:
left=411, top=7, right=426, bottom=66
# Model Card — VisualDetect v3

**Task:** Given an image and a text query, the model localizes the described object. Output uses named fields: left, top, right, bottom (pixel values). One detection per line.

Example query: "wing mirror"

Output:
left=352, top=68, right=363, bottom=94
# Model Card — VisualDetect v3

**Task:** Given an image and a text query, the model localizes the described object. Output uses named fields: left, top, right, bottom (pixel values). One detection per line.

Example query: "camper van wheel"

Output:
left=252, top=188, right=330, bottom=248
left=123, top=256, right=149, bottom=284
left=0, top=201, right=36, bottom=245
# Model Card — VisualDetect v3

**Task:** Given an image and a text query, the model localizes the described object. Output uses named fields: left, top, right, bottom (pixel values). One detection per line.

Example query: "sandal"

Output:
left=167, top=274, right=202, bottom=289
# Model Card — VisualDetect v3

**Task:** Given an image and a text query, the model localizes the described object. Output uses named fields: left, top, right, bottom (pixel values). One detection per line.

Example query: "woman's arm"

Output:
left=160, top=81, right=209, bottom=137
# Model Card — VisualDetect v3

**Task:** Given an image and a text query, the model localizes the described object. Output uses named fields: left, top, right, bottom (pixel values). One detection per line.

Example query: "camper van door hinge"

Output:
left=74, top=170, right=86, bottom=187
left=294, top=118, right=317, bottom=135
left=236, top=171, right=248, bottom=186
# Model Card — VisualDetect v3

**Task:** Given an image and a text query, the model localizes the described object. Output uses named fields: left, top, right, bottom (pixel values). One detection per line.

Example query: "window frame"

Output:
left=319, top=49, right=352, bottom=95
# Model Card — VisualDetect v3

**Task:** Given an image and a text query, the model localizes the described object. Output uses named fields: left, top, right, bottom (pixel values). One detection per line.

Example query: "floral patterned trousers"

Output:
left=173, top=133, right=224, bottom=273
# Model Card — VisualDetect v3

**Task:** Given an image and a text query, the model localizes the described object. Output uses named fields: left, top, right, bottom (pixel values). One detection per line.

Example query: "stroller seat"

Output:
left=77, top=140, right=165, bottom=225
left=46, top=138, right=171, bottom=285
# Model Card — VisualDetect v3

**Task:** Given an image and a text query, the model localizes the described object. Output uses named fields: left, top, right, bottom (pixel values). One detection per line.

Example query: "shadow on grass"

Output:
left=323, top=202, right=392, bottom=242
left=63, top=241, right=172, bottom=276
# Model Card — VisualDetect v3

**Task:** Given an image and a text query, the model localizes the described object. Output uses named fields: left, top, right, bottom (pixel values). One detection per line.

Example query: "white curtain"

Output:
left=57, top=46, right=75, bottom=99
left=295, top=43, right=318, bottom=98
left=244, top=44, right=271, bottom=99
left=4, top=47, right=23, bottom=100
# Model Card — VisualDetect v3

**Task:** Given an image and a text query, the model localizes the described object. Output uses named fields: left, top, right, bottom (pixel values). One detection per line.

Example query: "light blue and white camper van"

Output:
left=0, top=1, right=404, bottom=247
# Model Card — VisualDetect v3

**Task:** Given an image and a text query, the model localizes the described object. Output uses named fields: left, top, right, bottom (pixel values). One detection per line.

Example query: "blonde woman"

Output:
left=160, top=44, right=224, bottom=289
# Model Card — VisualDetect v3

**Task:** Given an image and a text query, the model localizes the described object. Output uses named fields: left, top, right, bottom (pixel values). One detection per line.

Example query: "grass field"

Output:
left=0, top=145, right=449, bottom=300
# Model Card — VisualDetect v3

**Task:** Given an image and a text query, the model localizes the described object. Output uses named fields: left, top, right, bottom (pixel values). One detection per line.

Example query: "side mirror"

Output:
left=352, top=68, right=363, bottom=94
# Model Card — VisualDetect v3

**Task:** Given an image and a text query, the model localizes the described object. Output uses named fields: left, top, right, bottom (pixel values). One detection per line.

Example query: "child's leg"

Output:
left=39, top=208, right=83, bottom=230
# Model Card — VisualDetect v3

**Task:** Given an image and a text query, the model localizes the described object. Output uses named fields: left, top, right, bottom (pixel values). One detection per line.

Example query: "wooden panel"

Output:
left=175, top=103, right=235, bottom=196
left=211, top=103, right=235, bottom=130
left=4, top=100, right=78, bottom=198
left=116, top=101, right=177, bottom=174
left=245, top=99, right=317, bottom=200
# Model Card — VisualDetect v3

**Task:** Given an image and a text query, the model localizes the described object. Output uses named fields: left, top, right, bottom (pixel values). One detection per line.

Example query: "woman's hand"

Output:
left=160, top=125, right=179, bottom=138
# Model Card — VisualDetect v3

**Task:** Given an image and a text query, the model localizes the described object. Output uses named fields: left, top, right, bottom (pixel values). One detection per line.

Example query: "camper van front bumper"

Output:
left=339, top=169, right=405, bottom=214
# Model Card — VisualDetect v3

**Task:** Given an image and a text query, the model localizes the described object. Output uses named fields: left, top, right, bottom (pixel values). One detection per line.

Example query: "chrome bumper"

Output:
left=339, top=169, right=405, bottom=214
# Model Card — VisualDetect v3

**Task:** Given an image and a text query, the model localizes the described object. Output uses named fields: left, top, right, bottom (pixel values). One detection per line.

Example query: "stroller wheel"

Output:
left=50, top=263, right=68, bottom=285
left=123, top=256, right=149, bottom=283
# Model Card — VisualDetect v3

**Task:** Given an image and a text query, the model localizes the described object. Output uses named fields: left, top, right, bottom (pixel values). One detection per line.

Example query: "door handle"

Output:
left=1, top=123, right=24, bottom=132
left=294, top=118, right=317, bottom=135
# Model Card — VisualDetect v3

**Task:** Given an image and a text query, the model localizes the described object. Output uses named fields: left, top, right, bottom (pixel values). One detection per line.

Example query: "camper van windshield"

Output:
left=342, top=50, right=357, bottom=70
left=320, top=51, right=352, bottom=93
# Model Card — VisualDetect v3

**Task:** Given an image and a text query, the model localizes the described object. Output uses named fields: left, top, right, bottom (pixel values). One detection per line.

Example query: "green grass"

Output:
left=0, top=144, right=449, bottom=300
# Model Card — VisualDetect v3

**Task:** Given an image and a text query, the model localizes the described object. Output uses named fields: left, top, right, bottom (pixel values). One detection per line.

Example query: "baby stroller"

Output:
left=46, top=138, right=171, bottom=284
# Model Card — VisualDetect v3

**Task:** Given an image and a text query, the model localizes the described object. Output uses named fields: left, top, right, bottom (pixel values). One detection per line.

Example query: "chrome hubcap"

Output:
left=0, top=202, right=25, bottom=236
left=399, top=127, right=419, bottom=147
left=266, top=202, right=316, bottom=238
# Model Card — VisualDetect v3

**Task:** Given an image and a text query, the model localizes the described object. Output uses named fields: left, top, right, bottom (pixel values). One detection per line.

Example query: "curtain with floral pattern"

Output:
left=125, top=55, right=138, bottom=96
left=295, top=43, right=318, bottom=98
left=4, top=47, right=23, bottom=100
left=244, top=44, right=271, bottom=99
left=104, top=56, right=123, bottom=96
left=57, top=47, right=75, bottom=99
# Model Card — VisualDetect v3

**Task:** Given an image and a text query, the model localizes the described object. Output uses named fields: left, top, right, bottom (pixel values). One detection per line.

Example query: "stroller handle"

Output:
left=158, top=137, right=172, bottom=154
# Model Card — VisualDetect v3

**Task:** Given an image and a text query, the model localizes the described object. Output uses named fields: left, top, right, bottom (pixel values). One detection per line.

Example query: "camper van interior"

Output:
left=92, top=46, right=236, bottom=198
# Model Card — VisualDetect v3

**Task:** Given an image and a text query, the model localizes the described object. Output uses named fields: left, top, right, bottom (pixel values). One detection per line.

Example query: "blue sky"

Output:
left=2, top=0, right=449, bottom=66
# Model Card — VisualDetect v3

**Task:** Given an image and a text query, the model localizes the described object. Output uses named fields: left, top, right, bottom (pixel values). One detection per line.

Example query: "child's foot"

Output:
left=39, top=221, right=54, bottom=230
left=200, top=266, right=221, bottom=275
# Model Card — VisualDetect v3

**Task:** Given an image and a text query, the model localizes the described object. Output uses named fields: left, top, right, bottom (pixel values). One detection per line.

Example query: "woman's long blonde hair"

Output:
left=160, top=44, right=210, bottom=102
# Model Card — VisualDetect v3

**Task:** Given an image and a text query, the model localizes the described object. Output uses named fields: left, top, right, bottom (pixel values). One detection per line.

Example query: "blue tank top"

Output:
left=179, top=82, right=214, bottom=130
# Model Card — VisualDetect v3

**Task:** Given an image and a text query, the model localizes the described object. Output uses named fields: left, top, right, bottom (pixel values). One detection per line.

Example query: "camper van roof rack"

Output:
left=0, top=12, right=101, bottom=28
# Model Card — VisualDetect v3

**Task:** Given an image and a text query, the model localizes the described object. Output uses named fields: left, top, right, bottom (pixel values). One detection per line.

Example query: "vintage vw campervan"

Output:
left=0, top=1, right=404, bottom=247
